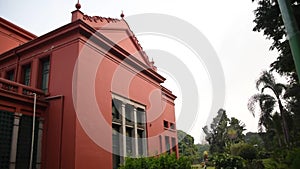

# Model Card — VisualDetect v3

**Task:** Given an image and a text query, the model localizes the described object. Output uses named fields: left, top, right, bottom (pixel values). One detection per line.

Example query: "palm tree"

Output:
left=248, top=71, right=290, bottom=147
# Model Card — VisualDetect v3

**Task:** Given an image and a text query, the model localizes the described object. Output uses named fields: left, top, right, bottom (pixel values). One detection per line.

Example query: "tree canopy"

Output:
left=252, top=0, right=300, bottom=81
left=202, top=109, right=246, bottom=154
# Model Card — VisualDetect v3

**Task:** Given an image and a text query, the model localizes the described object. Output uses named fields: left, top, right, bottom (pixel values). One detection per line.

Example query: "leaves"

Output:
left=203, top=109, right=246, bottom=154
left=119, top=154, right=192, bottom=169
left=252, top=0, right=300, bottom=80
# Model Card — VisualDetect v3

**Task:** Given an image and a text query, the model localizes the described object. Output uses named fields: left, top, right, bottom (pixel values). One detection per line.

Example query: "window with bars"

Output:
left=0, top=111, right=14, bottom=169
left=0, top=111, right=41, bottom=169
left=16, top=115, right=39, bottom=169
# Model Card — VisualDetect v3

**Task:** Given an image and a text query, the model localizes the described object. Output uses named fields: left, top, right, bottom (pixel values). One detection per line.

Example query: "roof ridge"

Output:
left=82, top=14, right=121, bottom=23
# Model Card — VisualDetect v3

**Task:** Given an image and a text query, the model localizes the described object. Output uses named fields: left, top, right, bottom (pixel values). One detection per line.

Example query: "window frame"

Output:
left=21, top=63, right=31, bottom=86
left=39, top=57, right=50, bottom=93
left=6, top=69, right=15, bottom=81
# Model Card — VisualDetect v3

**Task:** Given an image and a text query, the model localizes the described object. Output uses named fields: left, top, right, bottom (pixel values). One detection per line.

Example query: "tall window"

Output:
left=0, top=111, right=14, bottom=169
left=40, top=58, right=50, bottom=93
left=16, top=115, right=39, bottom=169
left=171, top=137, right=176, bottom=154
left=136, top=108, right=145, bottom=127
left=125, top=104, right=133, bottom=124
left=112, top=99, right=121, bottom=122
left=112, top=125, right=120, bottom=169
left=0, top=111, right=41, bottom=169
left=159, top=135, right=163, bottom=154
left=165, top=136, right=170, bottom=154
left=22, top=64, right=31, bottom=86
left=111, top=96, right=147, bottom=167
left=126, top=127, right=133, bottom=155
left=137, top=130, right=145, bottom=156
left=6, top=70, right=15, bottom=81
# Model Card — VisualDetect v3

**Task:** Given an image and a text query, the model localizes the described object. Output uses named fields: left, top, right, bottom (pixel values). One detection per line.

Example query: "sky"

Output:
left=0, top=0, right=279, bottom=143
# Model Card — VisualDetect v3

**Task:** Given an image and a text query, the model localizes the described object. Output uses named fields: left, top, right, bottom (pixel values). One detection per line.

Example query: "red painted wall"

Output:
left=0, top=12, right=178, bottom=169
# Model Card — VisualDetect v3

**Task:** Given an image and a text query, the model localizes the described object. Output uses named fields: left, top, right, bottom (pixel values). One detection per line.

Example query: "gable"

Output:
left=71, top=11, right=152, bottom=68
left=98, top=28, right=150, bottom=67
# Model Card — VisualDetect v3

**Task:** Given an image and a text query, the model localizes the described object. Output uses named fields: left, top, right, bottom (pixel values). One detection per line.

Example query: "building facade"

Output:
left=0, top=5, right=178, bottom=169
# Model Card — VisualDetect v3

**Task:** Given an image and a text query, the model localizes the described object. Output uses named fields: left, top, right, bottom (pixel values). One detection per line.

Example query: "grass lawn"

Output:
left=191, top=164, right=215, bottom=169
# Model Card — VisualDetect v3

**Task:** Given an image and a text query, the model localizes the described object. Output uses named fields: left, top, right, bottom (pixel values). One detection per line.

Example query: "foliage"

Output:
left=285, top=148, right=300, bottom=169
left=238, top=144, right=257, bottom=161
left=252, top=0, right=300, bottom=148
left=178, top=130, right=198, bottom=157
left=203, top=109, right=229, bottom=154
left=119, top=154, right=192, bottom=169
left=246, top=159, right=265, bottom=169
left=177, top=130, right=200, bottom=164
left=203, top=109, right=246, bottom=154
left=195, top=143, right=210, bottom=161
left=230, top=142, right=257, bottom=161
left=262, top=158, right=288, bottom=169
left=248, top=71, right=291, bottom=147
left=212, top=153, right=245, bottom=169
left=252, top=0, right=300, bottom=81
left=244, top=132, right=264, bottom=148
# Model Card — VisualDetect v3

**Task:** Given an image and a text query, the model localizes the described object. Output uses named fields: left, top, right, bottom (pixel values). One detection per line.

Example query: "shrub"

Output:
left=286, top=148, right=300, bottom=169
left=119, top=154, right=192, bottom=169
left=245, top=159, right=264, bottom=169
left=213, top=153, right=245, bottom=169
left=230, top=143, right=257, bottom=161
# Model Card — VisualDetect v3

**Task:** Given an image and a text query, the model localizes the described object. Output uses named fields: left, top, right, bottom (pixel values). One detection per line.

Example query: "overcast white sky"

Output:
left=0, top=0, right=279, bottom=143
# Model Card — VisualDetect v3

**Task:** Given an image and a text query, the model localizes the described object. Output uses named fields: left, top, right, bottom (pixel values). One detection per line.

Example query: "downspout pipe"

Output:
left=277, top=0, right=300, bottom=82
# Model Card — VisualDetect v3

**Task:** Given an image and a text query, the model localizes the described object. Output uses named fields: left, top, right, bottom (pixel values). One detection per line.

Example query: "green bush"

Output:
left=230, top=143, right=257, bottom=161
left=213, top=153, right=245, bottom=169
left=257, top=151, right=271, bottom=159
left=286, top=148, right=300, bottom=169
left=262, top=158, right=288, bottom=169
left=245, top=159, right=264, bottom=169
left=119, top=154, right=192, bottom=169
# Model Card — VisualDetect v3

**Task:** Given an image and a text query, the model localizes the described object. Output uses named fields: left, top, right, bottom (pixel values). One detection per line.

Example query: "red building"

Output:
left=0, top=4, right=178, bottom=169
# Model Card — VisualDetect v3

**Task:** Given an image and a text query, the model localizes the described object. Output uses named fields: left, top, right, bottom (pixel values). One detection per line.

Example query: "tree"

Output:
left=248, top=71, right=290, bottom=147
left=195, top=144, right=210, bottom=158
left=203, top=109, right=229, bottom=154
left=245, top=132, right=264, bottom=148
left=203, top=109, right=246, bottom=154
left=177, top=130, right=197, bottom=157
left=230, top=142, right=257, bottom=161
left=227, top=117, right=246, bottom=144
left=252, top=0, right=300, bottom=147
left=252, top=0, right=300, bottom=82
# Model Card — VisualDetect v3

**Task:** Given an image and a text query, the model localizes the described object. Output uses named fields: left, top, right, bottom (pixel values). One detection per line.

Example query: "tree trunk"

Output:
left=278, top=98, right=290, bottom=148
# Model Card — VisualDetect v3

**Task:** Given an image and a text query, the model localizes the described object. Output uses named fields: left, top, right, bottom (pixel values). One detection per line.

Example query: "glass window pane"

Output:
left=23, top=65, right=31, bottom=86
left=41, top=58, right=50, bottom=92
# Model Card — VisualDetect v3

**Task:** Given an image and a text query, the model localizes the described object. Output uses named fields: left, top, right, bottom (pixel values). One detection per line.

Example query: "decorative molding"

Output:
left=82, top=15, right=119, bottom=23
